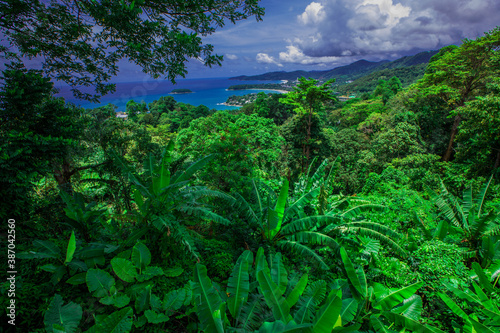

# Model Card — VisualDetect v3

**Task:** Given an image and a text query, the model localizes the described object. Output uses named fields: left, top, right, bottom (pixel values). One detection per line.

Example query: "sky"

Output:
left=159, top=0, right=499, bottom=79
left=3, top=0, right=499, bottom=82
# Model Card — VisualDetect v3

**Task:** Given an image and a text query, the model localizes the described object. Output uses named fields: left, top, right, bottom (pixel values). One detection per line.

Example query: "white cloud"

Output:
left=225, top=54, right=239, bottom=60
left=298, top=2, right=326, bottom=25
left=279, top=45, right=340, bottom=65
left=256, top=53, right=283, bottom=67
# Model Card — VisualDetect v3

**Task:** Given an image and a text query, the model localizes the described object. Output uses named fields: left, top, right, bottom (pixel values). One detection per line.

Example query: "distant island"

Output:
left=170, top=88, right=193, bottom=94
left=228, top=83, right=292, bottom=93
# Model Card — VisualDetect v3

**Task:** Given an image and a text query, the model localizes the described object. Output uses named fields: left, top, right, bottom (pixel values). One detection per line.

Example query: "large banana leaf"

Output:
left=227, top=250, right=253, bottom=320
left=340, top=298, right=358, bottom=323
left=278, top=240, right=330, bottom=270
left=238, top=295, right=263, bottom=332
left=271, top=253, right=288, bottom=294
left=257, top=268, right=291, bottom=324
left=294, top=280, right=327, bottom=324
left=472, top=262, right=495, bottom=294
left=268, top=179, right=289, bottom=239
left=474, top=175, right=493, bottom=217
left=374, top=281, right=423, bottom=310
left=382, top=312, right=446, bottom=333
left=391, top=295, right=423, bottom=321
left=193, top=264, right=225, bottom=333
left=171, top=154, right=215, bottom=184
left=370, top=315, right=396, bottom=333
left=284, top=187, right=320, bottom=219
left=312, top=290, right=342, bottom=333
left=286, top=274, right=308, bottom=308
left=340, top=248, right=366, bottom=300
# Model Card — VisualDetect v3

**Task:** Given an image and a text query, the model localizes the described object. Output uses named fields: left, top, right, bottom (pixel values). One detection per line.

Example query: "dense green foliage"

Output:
left=1, top=9, right=500, bottom=333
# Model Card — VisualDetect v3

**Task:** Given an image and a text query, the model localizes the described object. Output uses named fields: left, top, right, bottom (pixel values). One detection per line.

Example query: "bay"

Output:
left=57, top=77, right=283, bottom=111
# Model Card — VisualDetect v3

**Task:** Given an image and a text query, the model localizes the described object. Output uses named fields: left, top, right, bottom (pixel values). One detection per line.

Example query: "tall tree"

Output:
left=417, top=27, right=500, bottom=161
left=280, top=77, right=336, bottom=171
left=0, top=0, right=264, bottom=101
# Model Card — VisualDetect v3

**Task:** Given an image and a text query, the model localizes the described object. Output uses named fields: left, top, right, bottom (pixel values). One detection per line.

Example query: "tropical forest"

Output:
left=1, top=1, right=500, bottom=333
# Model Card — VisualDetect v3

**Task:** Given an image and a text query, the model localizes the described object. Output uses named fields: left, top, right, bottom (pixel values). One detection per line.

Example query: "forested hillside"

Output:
left=1, top=1, right=500, bottom=332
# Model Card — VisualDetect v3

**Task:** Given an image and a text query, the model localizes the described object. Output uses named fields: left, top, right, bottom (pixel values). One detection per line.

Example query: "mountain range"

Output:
left=230, top=50, right=439, bottom=93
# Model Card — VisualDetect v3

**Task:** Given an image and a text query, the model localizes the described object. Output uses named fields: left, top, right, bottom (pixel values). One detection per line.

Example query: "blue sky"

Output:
left=115, top=0, right=500, bottom=80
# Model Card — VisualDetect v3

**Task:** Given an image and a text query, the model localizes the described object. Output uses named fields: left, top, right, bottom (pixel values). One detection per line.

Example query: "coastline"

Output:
left=227, top=88, right=290, bottom=94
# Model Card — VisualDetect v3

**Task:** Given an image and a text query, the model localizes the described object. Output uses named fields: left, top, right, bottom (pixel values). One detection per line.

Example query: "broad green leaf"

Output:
left=383, top=312, right=446, bottom=333
left=375, top=282, right=423, bottom=310
left=227, top=250, right=253, bottom=320
left=96, top=307, right=133, bottom=333
left=65, top=231, right=76, bottom=264
left=131, top=242, right=151, bottom=272
left=33, top=239, right=61, bottom=258
left=340, top=298, right=358, bottom=323
left=163, top=267, right=183, bottom=277
left=135, top=285, right=152, bottom=313
left=163, top=288, right=188, bottom=314
left=256, top=247, right=268, bottom=274
left=286, top=274, right=308, bottom=308
left=437, top=293, right=469, bottom=321
left=257, top=268, right=291, bottom=324
left=66, top=272, right=87, bottom=285
left=44, top=294, right=82, bottom=333
left=111, top=258, right=137, bottom=283
left=193, top=264, right=224, bottom=333
left=392, top=295, right=423, bottom=321
left=86, top=269, right=115, bottom=298
left=370, top=315, right=395, bottom=333
left=312, top=290, right=342, bottom=333
left=271, top=252, right=288, bottom=294
left=340, top=248, right=366, bottom=299
left=271, top=179, right=289, bottom=240
left=294, top=280, right=327, bottom=324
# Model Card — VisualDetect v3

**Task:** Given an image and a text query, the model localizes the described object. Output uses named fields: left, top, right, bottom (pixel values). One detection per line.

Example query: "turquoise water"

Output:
left=58, top=77, right=283, bottom=111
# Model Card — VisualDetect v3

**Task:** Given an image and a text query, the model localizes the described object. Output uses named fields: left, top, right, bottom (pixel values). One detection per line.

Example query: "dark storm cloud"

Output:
left=290, top=0, right=500, bottom=62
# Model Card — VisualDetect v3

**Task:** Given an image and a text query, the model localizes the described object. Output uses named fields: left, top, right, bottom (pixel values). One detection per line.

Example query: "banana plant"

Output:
left=112, top=138, right=233, bottom=258
left=191, top=248, right=346, bottom=332
left=339, top=247, right=444, bottom=333
left=229, top=179, right=341, bottom=269
left=427, top=176, right=500, bottom=267
left=438, top=261, right=500, bottom=333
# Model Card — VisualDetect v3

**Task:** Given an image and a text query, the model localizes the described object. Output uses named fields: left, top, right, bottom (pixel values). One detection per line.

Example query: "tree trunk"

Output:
left=443, top=115, right=461, bottom=162
left=53, top=160, right=74, bottom=194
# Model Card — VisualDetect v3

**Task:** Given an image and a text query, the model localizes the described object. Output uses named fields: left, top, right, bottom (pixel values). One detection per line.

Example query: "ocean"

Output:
left=56, top=77, right=283, bottom=111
